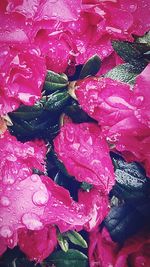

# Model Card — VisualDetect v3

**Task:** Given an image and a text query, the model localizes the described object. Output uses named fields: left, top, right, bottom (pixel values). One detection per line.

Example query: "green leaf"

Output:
left=57, top=233, right=69, bottom=252
left=112, top=41, right=148, bottom=70
left=65, top=102, right=95, bottom=123
left=48, top=148, right=72, bottom=178
left=47, top=249, right=88, bottom=267
left=44, top=91, right=71, bottom=112
left=110, top=153, right=148, bottom=201
left=65, top=231, right=87, bottom=248
left=136, top=31, right=150, bottom=45
left=44, top=71, right=68, bottom=92
left=79, top=54, right=101, bottom=79
left=104, top=203, right=144, bottom=243
left=104, top=63, right=140, bottom=84
left=8, top=104, right=43, bottom=120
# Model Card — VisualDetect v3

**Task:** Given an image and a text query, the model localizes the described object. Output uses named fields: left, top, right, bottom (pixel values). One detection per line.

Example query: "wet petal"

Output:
left=54, top=122, right=115, bottom=192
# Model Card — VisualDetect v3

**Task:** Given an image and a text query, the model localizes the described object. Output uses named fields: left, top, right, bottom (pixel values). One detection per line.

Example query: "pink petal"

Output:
left=0, top=45, right=46, bottom=115
left=78, top=188, right=109, bottom=231
left=18, top=226, right=57, bottom=262
left=54, top=122, right=115, bottom=192
left=75, top=77, right=134, bottom=128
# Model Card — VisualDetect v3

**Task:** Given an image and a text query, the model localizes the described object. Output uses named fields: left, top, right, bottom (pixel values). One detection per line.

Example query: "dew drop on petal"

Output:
left=21, top=213, right=43, bottom=230
left=0, top=196, right=10, bottom=207
left=3, top=175, right=15, bottom=185
left=0, top=226, right=13, bottom=238
left=30, top=174, right=39, bottom=182
left=32, top=190, right=49, bottom=206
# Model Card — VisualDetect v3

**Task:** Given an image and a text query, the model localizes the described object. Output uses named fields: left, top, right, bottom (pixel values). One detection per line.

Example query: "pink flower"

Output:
left=0, top=131, right=92, bottom=256
left=18, top=226, right=57, bottom=262
left=89, top=228, right=150, bottom=267
left=0, top=131, right=47, bottom=252
left=0, top=45, right=46, bottom=115
left=78, top=188, right=109, bottom=231
left=75, top=77, right=134, bottom=130
left=35, top=29, right=75, bottom=73
left=54, top=122, right=115, bottom=192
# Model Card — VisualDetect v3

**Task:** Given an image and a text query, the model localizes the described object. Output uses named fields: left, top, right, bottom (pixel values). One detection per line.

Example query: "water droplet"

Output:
left=3, top=175, right=15, bottom=185
left=7, top=238, right=14, bottom=248
left=21, top=213, right=43, bottom=230
left=134, top=96, right=144, bottom=106
left=30, top=174, right=39, bottom=182
left=0, top=196, right=10, bottom=207
left=129, top=4, right=137, bottom=12
left=32, top=190, right=49, bottom=206
left=68, top=218, right=74, bottom=223
left=0, top=226, right=13, bottom=238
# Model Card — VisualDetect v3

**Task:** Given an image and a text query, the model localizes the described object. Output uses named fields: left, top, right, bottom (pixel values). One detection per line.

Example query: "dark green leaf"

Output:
left=79, top=54, right=101, bottom=79
left=136, top=31, right=150, bottom=45
left=104, top=63, right=140, bottom=84
left=112, top=41, right=147, bottom=66
left=9, top=117, right=59, bottom=141
left=65, top=103, right=95, bottom=123
left=104, top=203, right=144, bottom=243
left=44, top=91, right=71, bottom=112
left=44, top=71, right=68, bottom=92
left=48, top=149, right=72, bottom=178
left=110, top=153, right=149, bottom=201
left=65, top=231, right=87, bottom=248
left=47, top=249, right=88, bottom=267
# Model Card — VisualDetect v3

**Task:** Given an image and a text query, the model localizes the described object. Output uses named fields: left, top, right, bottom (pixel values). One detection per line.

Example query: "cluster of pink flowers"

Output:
left=0, top=0, right=150, bottom=266
left=0, top=0, right=150, bottom=115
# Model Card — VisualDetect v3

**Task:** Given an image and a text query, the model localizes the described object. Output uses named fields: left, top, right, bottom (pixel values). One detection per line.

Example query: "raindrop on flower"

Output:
left=30, top=174, right=39, bottom=182
left=21, top=213, right=43, bottom=230
left=0, top=196, right=10, bottom=207
left=32, top=190, right=49, bottom=206
left=3, top=175, right=15, bottom=185
left=0, top=225, right=13, bottom=238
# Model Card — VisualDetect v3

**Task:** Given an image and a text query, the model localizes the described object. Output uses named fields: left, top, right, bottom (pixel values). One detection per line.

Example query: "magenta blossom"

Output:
left=89, top=228, right=150, bottom=267
left=18, top=226, right=57, bottom=262
left=0, top=45, right=46, bottom=115
left=75, top=77, right=134, bottom=130
left=0, top=131, right=93, bottom=256
left=78, top=188, right=109, bottom=231
left=54, top=122, right=115, bottom=192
